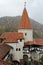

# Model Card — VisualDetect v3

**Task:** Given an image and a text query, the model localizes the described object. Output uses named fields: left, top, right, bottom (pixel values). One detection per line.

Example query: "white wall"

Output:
left=18, top=29, right=33, bottom=42
left=6, top=39, right=24, bottom=62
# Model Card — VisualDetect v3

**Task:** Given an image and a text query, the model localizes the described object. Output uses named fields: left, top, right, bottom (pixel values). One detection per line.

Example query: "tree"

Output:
left=40, top=55, right=43, bottom=62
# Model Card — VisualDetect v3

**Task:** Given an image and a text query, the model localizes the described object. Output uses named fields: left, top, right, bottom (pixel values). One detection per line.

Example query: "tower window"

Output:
left=16, top=48, right=18, bottom=51
left=19, top=48, right=21, bottom=51
left=25, top=33, right=27, bottom=36
left=16, top=48, right=21, bottom=51
left=20, top=39, right=22, bottom=42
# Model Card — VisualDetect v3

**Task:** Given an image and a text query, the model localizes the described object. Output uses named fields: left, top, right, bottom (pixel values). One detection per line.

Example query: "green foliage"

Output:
left=40, top=55, right=43, bottom=62
left=33, top=31, right=39, bottom=38
left=33, top=31, right=43, bottom=38
left=0, top=25, right=17, bottom=35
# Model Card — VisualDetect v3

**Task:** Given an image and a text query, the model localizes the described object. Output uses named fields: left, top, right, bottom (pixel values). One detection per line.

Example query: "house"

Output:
left=1, top=32, right=24, bottom=61
left=0, top=7, right=43, bottom=62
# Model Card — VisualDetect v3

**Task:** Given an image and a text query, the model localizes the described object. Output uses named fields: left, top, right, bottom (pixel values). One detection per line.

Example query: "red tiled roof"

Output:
left=24, top=39, right=43, bottom=46
left=0, top=44, right=12, bottom=59
left=0, top=60, right=12, bottom=65
left=34, top=39, right=43, bottom=46
left=18, top=8, right=32, bottom=29
left=1, top=32, right=24, bottom=39
left=24, top=41, right=33, bottom=46
left=4, top=38, right=18, bottom=43
left=1, top=32, right=24, bottom=43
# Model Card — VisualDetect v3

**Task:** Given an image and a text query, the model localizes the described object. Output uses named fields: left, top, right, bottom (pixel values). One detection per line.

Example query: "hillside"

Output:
left=0, top=16, right=43, bottom=30
left=0, top=16, right=43, bottom=38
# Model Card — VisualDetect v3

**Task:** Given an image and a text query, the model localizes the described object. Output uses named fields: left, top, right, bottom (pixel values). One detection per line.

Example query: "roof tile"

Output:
left=18, top=8, right=32, bottom=29
left=24, top=39, right=43, bottom=46
left=0, top=44, right=12, bottom=59
left=1, top=32, right=24, bottom=43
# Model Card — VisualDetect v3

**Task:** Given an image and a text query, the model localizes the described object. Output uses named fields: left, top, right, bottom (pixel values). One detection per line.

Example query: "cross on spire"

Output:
left=24, top=1, right=26, bottom=8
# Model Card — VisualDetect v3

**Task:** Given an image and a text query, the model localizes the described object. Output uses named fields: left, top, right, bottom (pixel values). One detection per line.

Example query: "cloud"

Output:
left=0, top=0, right=43, bottom=24
left=0, top=0, right=24, bottom=16
left=29, top=0, right=43, bottom=24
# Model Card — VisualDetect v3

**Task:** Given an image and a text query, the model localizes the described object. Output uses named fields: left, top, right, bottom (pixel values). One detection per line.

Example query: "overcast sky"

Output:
left=0, top=0, right=43, bottom=24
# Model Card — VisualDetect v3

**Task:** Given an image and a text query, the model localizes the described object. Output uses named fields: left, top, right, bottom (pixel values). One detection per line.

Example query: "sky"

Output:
left=0, top=0, right=43, bottom=24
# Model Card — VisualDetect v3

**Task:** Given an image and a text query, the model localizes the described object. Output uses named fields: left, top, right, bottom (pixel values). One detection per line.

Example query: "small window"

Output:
left=20, top=39, right=22, bottom=42
left=16, top=48, right=18, bottom=51
left=0, top=39, right=3, bottom=43
left=25, top=33, right=27, bottom=36
left=19, top=48, right=21, bottom=51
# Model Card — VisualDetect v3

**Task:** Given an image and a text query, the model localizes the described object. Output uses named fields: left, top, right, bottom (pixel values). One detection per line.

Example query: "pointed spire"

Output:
left=18, top=7, right=32, bottom=29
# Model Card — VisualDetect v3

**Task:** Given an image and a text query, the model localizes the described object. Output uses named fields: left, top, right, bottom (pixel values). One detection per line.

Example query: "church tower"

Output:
left=18, top=3, right=33, bottom=42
